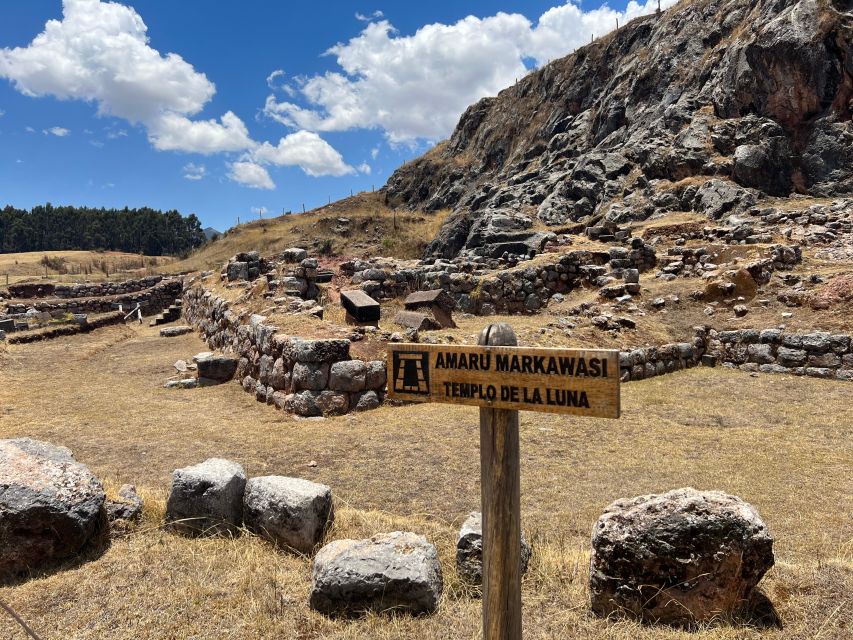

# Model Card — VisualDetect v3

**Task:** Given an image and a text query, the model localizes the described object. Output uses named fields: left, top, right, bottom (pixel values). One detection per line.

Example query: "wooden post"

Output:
left=477, top=323, right=522, bottom=640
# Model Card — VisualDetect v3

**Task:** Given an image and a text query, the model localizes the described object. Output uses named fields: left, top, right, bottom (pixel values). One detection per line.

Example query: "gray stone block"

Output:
left=802, top=332, right=832, bottom=352
left=747, top=343, right=774, bottom=364
left=310, top=531, right=443, bottom=615
left=777, top=347, right=807, bottom=367
left=329, top=360, right=367, bottom=393
left=590, top=488, right=773, bottom=625
left=350, top=390, right=380, bottom=411
left=243, top=476, right=333, bottom=554
left=456, top=511, right=530, bottom=585
left=287, top=339, right=351, bottom=364
left=365, top=361, right=387, bottom=390
left=165, top=458, right=246, bottom=536
left=292, top=362, right=330, bottom=391
left=284, top=391, right=322, bottom=417
left=196, top=354, right=239, bottom=383
left=315, top=390, right=350, bottom=415
left=227, top=261, right=249, bottom=281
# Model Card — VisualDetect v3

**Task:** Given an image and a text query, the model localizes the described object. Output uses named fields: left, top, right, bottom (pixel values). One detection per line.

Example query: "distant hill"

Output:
left=161, top=192, right=449, bottom=274
left=203, top=227, right=222, bottom=241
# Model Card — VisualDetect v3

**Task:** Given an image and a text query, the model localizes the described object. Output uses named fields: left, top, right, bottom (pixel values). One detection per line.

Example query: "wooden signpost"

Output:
left=387, top=324, right=620, bottom=640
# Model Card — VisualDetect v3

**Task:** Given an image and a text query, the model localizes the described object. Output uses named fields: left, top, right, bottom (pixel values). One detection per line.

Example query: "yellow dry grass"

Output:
left=0, top=250, right=175, bottom=286
left=161, top=193, right=451, bottom=275
left=0, top=324, right=850, bottom=639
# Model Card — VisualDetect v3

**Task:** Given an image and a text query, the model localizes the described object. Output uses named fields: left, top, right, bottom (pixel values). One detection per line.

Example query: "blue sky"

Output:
left=0, top=1, right=671, bottom=232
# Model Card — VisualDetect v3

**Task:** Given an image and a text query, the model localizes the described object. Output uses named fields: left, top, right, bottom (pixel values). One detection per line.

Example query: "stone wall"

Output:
left=620, top=327, right=853, bottom=382
left=7, top=276, right=164, bottom=300
left=346, top=239, right=657, bottom=314
left=182, top=285, right=386, bottom=416
left=5, top=311, right=126, bottom=344
left=708, top=329, right=853, bottom=381
left=3, top=279, right=181, bottom=316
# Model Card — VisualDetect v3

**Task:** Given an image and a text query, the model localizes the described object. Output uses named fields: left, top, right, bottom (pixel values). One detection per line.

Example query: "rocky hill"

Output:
left=384, top=0, right=853, bottom=259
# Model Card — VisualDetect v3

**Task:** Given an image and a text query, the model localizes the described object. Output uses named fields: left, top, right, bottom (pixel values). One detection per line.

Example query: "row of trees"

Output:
left=0, top=203, right=207, bottom=256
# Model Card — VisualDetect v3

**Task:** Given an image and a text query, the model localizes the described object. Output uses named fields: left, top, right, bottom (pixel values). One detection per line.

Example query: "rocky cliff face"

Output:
left=384, top=0, right=853, bottom=258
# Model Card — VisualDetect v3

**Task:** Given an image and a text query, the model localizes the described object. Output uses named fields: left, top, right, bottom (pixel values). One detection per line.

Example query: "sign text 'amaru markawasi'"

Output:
left=387, top=344, right=620, bottom=418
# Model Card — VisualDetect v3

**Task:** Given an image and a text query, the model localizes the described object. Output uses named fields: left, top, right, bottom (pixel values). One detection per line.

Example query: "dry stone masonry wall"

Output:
left=621, top=327, right=853, bottom=383
left=344, top=239, right=657, bottom=314
left=183, top=285, right=386, bottom=417
left=3, top=278, right=182, bottom=316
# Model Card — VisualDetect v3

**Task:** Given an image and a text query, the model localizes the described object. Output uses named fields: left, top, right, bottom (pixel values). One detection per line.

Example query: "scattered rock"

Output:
left=589, top=487, right=774, bottom=625
left=310, top=531, right=443, bottom=616
left=165, top=458, right=247, bottom=536
left=164, top=378, right=198, bottom=389
left=243, top=476, right=333, bottom=554
left=106, top=484, right=144, bottom=523
left=0, top=438, right=106, bottom=580
left=160, top=326, right=193, bottom=338
left=456, top=511, right=531, bottom=585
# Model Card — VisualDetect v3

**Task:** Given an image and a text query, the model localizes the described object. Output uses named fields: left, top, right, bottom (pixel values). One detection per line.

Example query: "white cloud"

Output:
left=252, top=130, right=354, bottom=177
left=370, top=146, right=380, bottom=159
left=0, top=0, right=355, bottom=183
left=148, top=111, right=253, bottom=154
left=24, top=126, right=35, bottom=133
left=229, top=161, right=275, bottom=190
left=356, top=10, right=384, bottom=22
left=106, top=129, right=127, bottom=139
left=44, top=126, right=70, bottom=136
left=89, top=139, right=104, bottom=148
left=182, top=162, right=206, bottom=180
left=357, top=162, right=371, bottom=175
left=0, top=109, right=4, bottom=117
left=265, top=1, right=676, bottom=144
left=529, top=1, right=676, bottom=64
left=0, top=0, right=253, bottom=155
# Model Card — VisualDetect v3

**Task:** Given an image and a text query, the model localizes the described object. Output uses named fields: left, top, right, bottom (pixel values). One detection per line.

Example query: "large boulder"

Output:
left=0, top=438, right=105, bottom=580
left=456, top=511, right=531, bottom=585
left=310, top=531, right=443, bottom=616
left=165, top=458, right=246, bottom=536
left=589, top=488, right=774, bottom=625
left=243, top=476, right=333, bottom=554
left=195, top=353, right=239, bottom=384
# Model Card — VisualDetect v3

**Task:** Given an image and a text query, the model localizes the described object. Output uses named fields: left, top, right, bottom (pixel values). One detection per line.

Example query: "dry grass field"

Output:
left=0, top=250, right=175, bottom=286
left=162, top=193, right=451, bottom=275
left=0, top=325, right=851, bottom=639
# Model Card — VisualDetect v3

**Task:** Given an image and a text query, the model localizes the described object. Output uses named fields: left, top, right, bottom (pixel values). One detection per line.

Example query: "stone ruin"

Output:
left=394, top=289, right=457, bottom=332
left=1, top=439, right=775, bottom=625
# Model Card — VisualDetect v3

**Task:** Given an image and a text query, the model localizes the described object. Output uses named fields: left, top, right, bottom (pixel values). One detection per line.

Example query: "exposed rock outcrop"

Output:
left=385, top=0, right=853, bottom=258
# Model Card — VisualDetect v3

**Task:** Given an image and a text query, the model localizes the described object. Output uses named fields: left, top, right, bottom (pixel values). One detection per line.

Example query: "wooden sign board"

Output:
left=386, top=343, right=620, bottom=418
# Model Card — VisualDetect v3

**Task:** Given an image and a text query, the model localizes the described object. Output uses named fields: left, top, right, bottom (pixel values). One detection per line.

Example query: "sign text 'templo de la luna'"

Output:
left=386, top=344, right=620, bottom=418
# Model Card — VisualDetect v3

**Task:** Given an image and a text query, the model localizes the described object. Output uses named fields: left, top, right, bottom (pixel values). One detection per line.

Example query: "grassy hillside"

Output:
left=161, top=193, right=450, bottom=274
left=0, top=250, right=175, bottom=286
